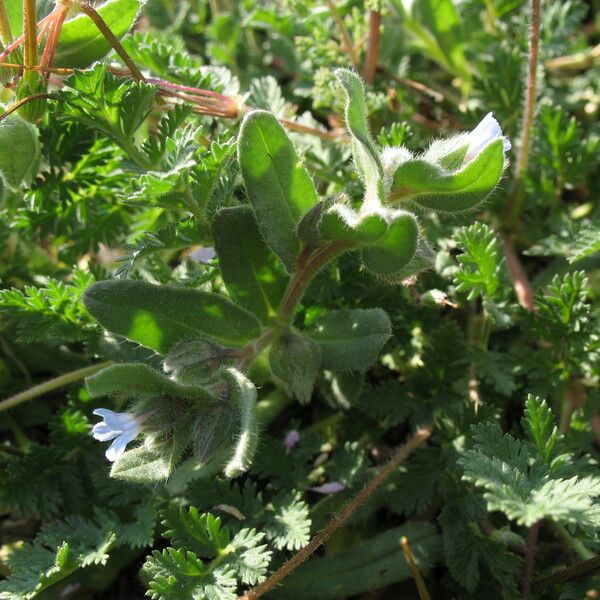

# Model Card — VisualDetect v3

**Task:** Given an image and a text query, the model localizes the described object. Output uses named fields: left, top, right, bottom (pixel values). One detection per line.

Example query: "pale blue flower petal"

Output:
left=92, top=422, right=121, bottom=442
left=93, top=408, right=124, bottom=430
left=105, top=428, right=140, bottom=462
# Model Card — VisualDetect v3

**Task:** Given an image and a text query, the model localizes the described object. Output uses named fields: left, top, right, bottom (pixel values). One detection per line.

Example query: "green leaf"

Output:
left=361, top=211, right=419, bottom=276
left=454, top=223, right=502, bottom=300
left=86, top=363, right=215, bottom=403
left=390, top=139, right=505, bottom=212
left=58, top=64, right=156, bottom=154
left=84, top=279, right=262, bottom=353
left=522, top=395, right=560, bottom=466
left=460, top=420, right=600, bottom=528
left=391, top=0, right=472, bottom=92
left=213, top=206, right=288, bottom=323
left=334, top=69, right=383, bottom=204
left=238, top=110, right=318, bottom=271
left=0, top=115, right=41, bottom=188
left=319, top=204, right=388, bottom=244
left=269, top=331, right=321, bottom=404
left=54, top=0, right=142, bottom=68
left=162, top=508, right=231, bottom=558
left=263, top=493, right=311, bottom=551
left=307, top=308, right=392, bottom=371
left=109, top=445, right=172, bottom=483
left=275, top=522, right=440, bottom=599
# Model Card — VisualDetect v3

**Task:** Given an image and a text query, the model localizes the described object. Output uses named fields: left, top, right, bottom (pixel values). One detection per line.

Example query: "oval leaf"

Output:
left=238, top=110, right=318, bottom=271
left=213, top=206, right=288, bottom=323
left=84, top=280, right=262, bottom=354
left=307, top=308, right=392, bottom=371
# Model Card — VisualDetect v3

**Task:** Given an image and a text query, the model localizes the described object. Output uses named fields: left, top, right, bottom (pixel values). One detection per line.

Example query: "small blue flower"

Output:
left=283, top=430, right=300, bottom=452
left=465, top=112, right=511, bottom=162
left=92, top=409, right=141, bottom=462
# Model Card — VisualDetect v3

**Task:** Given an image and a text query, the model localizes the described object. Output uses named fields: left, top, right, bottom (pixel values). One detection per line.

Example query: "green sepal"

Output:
left=84, top=280, right=262, bottom=354
left=213, top=206, right=288, bottom=324
left=390, top=139, right=505, bottom=212
left=307, top=308, right=392, bottom=371
left=334, top=69, right=383, bottom=204
left=269, top=331, right=322, bottom=404
left=0, top=115, right=40, bottom=188
left=16, top=70, right=47, bottom=122
left=221, top=368, right=259, bottom=478
left=361, top=211, right=419, bottom=276
left=238, top=110, right=318, bottom=271
left=54, top=0, right=142, bottom=68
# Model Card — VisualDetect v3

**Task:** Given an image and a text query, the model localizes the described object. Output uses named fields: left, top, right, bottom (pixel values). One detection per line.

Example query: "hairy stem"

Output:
left=504, top=0, right=541, bottom=230
left=326, top=0, right=360, bottom=70
left=364, top=10, right=380, bottom=84
left=78, top=2, right=145, bottom=82
left=401, top=536, right=432, bottom=600
left=238, top=425, right=433, bottom=600
left=0, top=361, right=113, bottom=413
left=522, top=521, right=540, bottom=600
left=278, top=242, right=349, bottom=322
left=0, top=0, right=13, bottom=43
left=22, top=0, right=36, bottom=68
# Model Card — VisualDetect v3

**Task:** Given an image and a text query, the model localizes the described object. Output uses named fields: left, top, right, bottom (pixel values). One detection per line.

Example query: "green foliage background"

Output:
left=0, top=0, right=599, bottom=598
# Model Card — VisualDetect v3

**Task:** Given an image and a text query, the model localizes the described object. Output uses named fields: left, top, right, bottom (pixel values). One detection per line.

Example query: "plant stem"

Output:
left=0, top=92, right=51, bottom=123
left=501, top=232, right=534, bottom=311
left=0, top=361, right=113, bottom=413
left=326, top=0, right=360, bottom=70
left=504, top=0, right=541, bottom=231
left=534, top=554, right=600, bottom=589
left=0, top=0, right=13, bottom=43
left=278, top=242, right=349, bottom=322
left=364, top=10, right=380, bottom=84
left=22, top=0, right=36, bottom=69
left=238, top=425, right=433, bottom=600
left=401, top=536, right=432, bottom=600
left=78, top=2, right=145, bottom=82
left=522, top=521, right=540, bottom=600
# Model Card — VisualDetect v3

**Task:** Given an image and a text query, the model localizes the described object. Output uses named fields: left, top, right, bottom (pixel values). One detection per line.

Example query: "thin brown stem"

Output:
left=0, top=61, right=72, bottom=74
left=364, top=10, right=380, bottom=84
left=522, top=521, right=540, bottom=600
left=401, top=536, right=432, bottom=600
left=78, top=2, right=145, bottom=82
left=280, top=118, right=341, bottom=142
left=501, top=233, right=534, bottom=311
left=326, top=0, right=360, bottom=70
left=238, top=426, right=433, bottom=600
left=39, top=4, right=68, bottom=72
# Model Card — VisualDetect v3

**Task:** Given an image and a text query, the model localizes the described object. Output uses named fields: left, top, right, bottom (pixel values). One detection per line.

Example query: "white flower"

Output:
left=92, top=409, right=141, bottom=462
left=464, top=112, right=511, bottom=162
